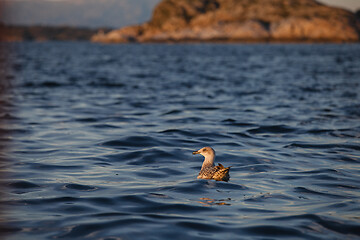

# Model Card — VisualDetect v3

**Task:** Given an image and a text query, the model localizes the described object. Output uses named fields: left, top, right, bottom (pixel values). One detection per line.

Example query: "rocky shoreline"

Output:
left=92, top=0, right=360, bottom=43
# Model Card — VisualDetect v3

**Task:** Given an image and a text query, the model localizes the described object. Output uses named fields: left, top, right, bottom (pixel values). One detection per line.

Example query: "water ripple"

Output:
left=3, top=42, right=360, bottom=240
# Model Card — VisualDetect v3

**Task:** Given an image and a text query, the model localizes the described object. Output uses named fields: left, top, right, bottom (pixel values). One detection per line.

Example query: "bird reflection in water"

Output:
left=197, top=197, right=231, bottom=206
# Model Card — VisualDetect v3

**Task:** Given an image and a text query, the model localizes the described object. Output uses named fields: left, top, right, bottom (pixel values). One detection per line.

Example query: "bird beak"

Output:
left=192, top=151, right=200, bottom=155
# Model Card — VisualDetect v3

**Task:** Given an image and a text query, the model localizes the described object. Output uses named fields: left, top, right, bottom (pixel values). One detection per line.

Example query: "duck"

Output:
left=193, top=147, right=230, bottom=182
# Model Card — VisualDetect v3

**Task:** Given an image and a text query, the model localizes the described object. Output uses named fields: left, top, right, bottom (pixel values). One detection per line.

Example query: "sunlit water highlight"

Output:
left=0, top=42, right=360, bottom=239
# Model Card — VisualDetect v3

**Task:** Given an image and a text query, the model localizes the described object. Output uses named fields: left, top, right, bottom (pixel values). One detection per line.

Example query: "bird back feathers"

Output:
left=212, top=163, right=231, bottom=182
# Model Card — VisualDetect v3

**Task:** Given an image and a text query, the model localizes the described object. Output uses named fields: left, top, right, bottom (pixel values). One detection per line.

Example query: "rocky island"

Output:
left=91, top=0, right=360, bottom=43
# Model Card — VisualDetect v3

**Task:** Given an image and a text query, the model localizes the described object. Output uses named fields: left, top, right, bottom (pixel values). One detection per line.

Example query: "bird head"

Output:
left=192, top=146, right=215, bottom=158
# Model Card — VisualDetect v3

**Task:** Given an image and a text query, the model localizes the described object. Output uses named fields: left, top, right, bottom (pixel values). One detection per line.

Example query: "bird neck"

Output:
left=201, top=155, right=215, bottom=169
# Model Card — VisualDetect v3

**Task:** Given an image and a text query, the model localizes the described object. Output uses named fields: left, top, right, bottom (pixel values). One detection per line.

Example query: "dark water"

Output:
left=1, top=42, right=360, bottom=239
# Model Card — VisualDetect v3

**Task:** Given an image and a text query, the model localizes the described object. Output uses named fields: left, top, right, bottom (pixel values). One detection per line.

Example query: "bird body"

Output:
left=193, top=147, right=230, bottom=182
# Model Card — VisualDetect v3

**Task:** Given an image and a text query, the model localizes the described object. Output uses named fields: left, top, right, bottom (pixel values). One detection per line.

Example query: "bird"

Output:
left=193, top=147, right=230, bottom=182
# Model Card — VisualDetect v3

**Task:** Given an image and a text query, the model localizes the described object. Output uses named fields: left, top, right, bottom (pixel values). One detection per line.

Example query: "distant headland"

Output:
left=92, top=0, right=360, bottom=43
left=0, top=24, right=111, bottom=42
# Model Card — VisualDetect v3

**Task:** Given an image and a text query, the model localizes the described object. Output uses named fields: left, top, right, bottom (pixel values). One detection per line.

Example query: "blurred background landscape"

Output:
left=0, top=0, right=360, bottom=42
left=1, top=0, right=359, bottom=28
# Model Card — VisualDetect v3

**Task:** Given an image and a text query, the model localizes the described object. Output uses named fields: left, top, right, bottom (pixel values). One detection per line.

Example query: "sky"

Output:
left=319, top=0, right=360, bottom=11
left=3, top=0, right=357, bottom=10
left=0, top=0, right=359, bottom=28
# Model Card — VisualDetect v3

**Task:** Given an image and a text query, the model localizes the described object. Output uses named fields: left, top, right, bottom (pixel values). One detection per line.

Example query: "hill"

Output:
left=92, top=0, right=360, bottom=43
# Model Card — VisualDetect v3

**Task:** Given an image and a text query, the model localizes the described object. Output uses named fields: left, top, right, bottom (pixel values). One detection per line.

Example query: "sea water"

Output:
left=0, top=42, right=360, bottom=239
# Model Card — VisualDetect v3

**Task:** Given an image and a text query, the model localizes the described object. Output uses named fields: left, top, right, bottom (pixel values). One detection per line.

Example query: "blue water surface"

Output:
left=0, top=42, right=360, bottom=239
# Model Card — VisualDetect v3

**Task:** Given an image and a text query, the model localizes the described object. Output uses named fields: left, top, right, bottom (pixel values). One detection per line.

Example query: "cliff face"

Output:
left=91, top=0, right=360, bottom=43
